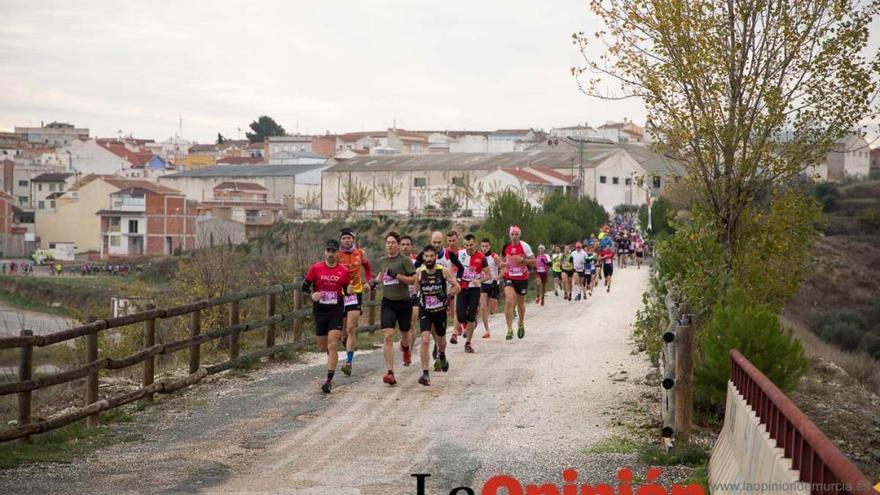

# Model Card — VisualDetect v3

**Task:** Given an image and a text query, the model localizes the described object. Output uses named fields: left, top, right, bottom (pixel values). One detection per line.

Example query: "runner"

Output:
left=374, top=231, right=417, bottom=386
left=570, top=242, right=588, bottom=301
left=500, top=225, right=534, bottom=339
left=337, top=228, right=373, bottom=377
left=446, top=230, right=464, bottom=340
left=560, top=244, right=574, bottom=300
left=600, top=241, right=615, bottom=293
left=400, top=235, right=418, bottom=366
left=584, top=244, right=597, bottom=297
left=479, top=238, right=501, bottom=339
left=302, top=240, right=352, bottom=394
left=457, top=234, right=490, bottom=353
left=413, top=245, right=460, bottom=385
left=634, top=234, right=645, bottom=269
left=415, top=231, right=464, bottom=349
left=550, top=245, right=563, bottom=296
left=534, top=245, right=550, bottom=306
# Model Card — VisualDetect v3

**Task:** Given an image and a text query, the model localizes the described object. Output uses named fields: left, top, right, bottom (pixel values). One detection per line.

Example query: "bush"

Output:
left=812, top=182, right=842, bottom=212
left=695, top=287, right=808, bottom=408
left=858, top=207, right=880, bottom=234
left=638, top=196, right=675, bottom=237
left=812, top=310, right=868, bottom=352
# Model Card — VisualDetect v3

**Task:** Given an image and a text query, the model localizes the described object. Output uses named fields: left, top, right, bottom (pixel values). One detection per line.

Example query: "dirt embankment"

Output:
left=0, top=276, right=135, bottom=317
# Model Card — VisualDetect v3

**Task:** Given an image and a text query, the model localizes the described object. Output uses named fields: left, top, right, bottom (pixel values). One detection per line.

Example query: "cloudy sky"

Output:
left=1, top=1, right=878, bottom=144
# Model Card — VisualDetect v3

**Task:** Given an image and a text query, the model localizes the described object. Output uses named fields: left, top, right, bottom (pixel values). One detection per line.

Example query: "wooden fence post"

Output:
left=85, top=315, right=100, bottom=427
left=189, top=307, right=201, bottom=374
left=367, top=288, right=377, bottom=334
left=674, top=303, right=694, bottom=444
left=142, top=304, right=156, bottom=405
left=229, top=300, right=240, bottom=360
left=266, top=292, right=276, bottom=350
left=18, top=329, right=33, bottom=443
left=293, top=282, right=304, bottom=345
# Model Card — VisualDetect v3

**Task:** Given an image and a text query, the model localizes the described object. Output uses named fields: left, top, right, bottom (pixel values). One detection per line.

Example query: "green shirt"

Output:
left=378, top=254, right=415, bottom=301
left=560, top=254, right=574, bottom=271
left=550, top=253, right=563, bottom=272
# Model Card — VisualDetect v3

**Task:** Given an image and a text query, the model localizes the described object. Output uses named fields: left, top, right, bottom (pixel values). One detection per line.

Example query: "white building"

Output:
left=550, top=125, right=599, bottom=140
left=597, top=121, right=646, bottom=144
left=487, top=129, right=542, bottom=153
left=267, top=135, right=314, bottom=155
left=61, top=139, right=132, bottom=175
left=15, top=123, right=89, bottom=146
left=806, top=135, right=872, bottom=182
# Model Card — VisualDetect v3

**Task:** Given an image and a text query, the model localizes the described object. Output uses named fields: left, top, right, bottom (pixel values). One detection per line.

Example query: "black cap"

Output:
left=325, top=239, right=340, bottom=251
left=339, top=227, right=355, bottom=238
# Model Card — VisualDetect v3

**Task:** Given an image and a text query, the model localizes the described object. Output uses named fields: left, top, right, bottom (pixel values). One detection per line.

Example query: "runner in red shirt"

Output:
left=599, top=244, right=615, bottom=293
left=500, top=225, right=535, bottom=340
left=457, top=234, right=490, bottom=353
left=303, top=239, right=352, bottom=394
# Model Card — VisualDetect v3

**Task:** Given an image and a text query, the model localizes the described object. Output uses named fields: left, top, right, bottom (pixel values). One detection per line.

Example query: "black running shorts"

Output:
left=551, top=271, right=562, bottom=279
left=584, top=272, right=593, bottom=285
left=562, top=269, right=574, bottom=278
left=603, top=263, right=614, bottom=277
left=344, top=292, right=363, bottom=313
left=456, top=287, right=481, bottom=323
left=503, top=278, right=529, bottom=296
left=481, top=282, right=500, bottom=300
left=381, top=298, right=412, bottom=332
left=419, top=310, right=447, bottom=336
left=314, top=311, right=343, bottom=337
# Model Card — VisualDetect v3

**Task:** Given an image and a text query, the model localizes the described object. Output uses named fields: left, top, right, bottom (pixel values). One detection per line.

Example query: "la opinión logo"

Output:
left=412, top=468, right=705, bottom=495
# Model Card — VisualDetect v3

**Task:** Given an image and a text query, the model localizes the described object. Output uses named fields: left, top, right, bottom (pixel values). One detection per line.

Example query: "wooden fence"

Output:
left=660, top=283, right=695, bottom=444
left=0, top=279, right=379, bottom=444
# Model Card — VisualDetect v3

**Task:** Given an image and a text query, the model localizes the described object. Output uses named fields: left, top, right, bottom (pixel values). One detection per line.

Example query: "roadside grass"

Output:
left=0, top=408, right=141, bottom=470
left=586, top=435, right=639, bottom=454
left=0, top=291, right=71, bottom=318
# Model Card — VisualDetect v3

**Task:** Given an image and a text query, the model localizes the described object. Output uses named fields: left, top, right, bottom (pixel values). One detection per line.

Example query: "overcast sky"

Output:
left=1, top=1, right=878, bottom=144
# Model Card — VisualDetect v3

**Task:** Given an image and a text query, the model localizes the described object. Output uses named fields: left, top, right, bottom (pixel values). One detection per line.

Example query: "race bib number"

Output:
left=344, top=294, right=358, bottom=306
left=536, top=265, right=547, bottom=273
left=508, top=265, right=525, bottom=277
left=463, top=267, right=476, bottom=281
left=605, top=258, right=613, bottom=264
left=383, top=273, right=399, bottom=285
left=319, top=291, right=338, bottom=305
left=424, top=295, right=444, bottom=310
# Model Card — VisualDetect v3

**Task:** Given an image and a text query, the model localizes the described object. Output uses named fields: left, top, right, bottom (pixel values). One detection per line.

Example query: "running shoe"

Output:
left=575, top=294, right=581, bottom=301
left=607, top=286, right=610, bottom=293
left=505, top=329, right=514, bottom=340
left=418, top=374, right=431, bottom=386
left=517, top=323, right=525, bottom=339
left=321, top=380, right=332, bottom=394
left=450, top=333, right=458, bottom=345
left=401, top=343, right=412, bottom=367
left=482, top=331, right=491, bottom=339
left=340, top=362, right=352, bottom=376
left=440, top=357, right=449, bottom=372
left=464, top=343, right=475, bottom=353
left=540, top=298, right=545, bottom=306
left=382, top=371, right=397, bottom=386
left=433, top=359, right=442, bottom=372
left=554, top=289, right=559, bottom=296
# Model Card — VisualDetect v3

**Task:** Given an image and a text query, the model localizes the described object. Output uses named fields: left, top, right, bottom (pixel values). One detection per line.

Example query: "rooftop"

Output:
left=213, top=181, right=268, bottom=192
left=324, top=150, right=609, bottom=173
left=162, top=163, right=329, bottom=179
left=32, top=172, right=74, bottom=183
left=217, top=156, right=264, bottom=165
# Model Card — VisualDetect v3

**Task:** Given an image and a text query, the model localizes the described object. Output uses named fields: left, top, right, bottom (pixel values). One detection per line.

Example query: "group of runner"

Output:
left=302, top=218, right=646, bottom=393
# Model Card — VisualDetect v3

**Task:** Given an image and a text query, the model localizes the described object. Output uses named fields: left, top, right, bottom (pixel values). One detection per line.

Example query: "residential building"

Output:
left=61, top=138, right=150, bottom=175
left=266, top=150, right=326, bottom=165
left=97, top=181, right=197, bottom=257
left=807, top=135, right=872, bottom=182
left=311, top=134, right=337, bottom=157
left=474, top=167, right=577, bottom=208
left=448, top=133, right=491, bottom=153
left=487, top=129, right=543, bottom=153
left=217, top=156, right=264, bottom=165
left=198, top=182, right=284, bottom=240
left=386, top=129, right=428, bottom=154
left=31, top=172, right=74, bottom=211
left=11, top=162, right=66, bottom=209
left=35, top=175, right=120, bottom=252
left=145, top=136, right=192, bottom=165
left=267, top=135, right=313, bottom=155
left=597, top=120, right=646, bottom=144
left=320, top=148, right=650, bottom=215
left=15, top=122, right=89, bottom=146
left=550, top=125, right=599, bottom=140
left=184, top=140, right=251, bottom=170
left=0, top=191, right=26, bottom=257
left=335, top=131, right=389, bottom=154
left=871, top=147, right=880, bottom=173
left=159, top=163, right=329, bottom=211
left=0, top=132, right=22, bottom=148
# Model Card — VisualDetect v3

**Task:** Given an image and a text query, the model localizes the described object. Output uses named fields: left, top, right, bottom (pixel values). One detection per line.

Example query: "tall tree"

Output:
left=245, top=116, right=286, bottom=143
left=216, top=133, right=226, bottom=145
left=574, top=0, right=880, bottom=267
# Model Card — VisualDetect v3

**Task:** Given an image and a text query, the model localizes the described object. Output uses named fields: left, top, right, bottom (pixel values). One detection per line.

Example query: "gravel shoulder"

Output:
left=0, top=266, right=658, bottom=494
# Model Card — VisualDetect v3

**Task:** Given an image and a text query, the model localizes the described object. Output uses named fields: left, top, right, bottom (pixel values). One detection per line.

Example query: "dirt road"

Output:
left=0, top=299, right=72, bottom=338
left=0, top=265, right=652, bottom=494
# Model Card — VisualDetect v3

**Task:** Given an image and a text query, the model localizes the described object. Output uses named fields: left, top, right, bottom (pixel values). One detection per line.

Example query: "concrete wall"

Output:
left=35, top=179, right=118, bottom=252
left=196, top=217, right=246, bottom=248
left=0, top=233, right=26, bottom=257
left=584, top=152, right=647, bottom=212
left=709, top=381, right=809, bottom=495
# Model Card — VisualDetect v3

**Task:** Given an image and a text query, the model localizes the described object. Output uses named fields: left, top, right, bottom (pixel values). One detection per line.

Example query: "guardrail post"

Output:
left=142, top=304, right=156, bottom=405
left=293, top=283, right=304, bottom=345
left=189, top=306, right=201, bottom=374
left=367, top=288, right=377, bottom=334
left=266, top=292, right=277, bottom=350
left=17, top=329, right=33, bottom=443
left=674, top=303, right=693, bottom=444
left=229, top=300, right=240, bottom=360
left=85, top=315, right=100, bottom=427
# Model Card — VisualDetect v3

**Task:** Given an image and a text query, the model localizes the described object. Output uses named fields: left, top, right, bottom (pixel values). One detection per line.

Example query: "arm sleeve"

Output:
left=450, top=252, right=465, bottom=281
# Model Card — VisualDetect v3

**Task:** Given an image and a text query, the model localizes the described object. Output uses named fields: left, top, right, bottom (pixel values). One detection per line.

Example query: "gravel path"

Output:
left=0, top=299, right=71, bottom=338
left=0, top=265, right=652, bottom=494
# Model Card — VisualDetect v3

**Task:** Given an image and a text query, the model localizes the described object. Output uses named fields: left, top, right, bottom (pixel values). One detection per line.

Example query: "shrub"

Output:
left=812, top=182, right=842, bottom=212
left=695, top=286, right=808, bottom=408
left=858, top=206, right=880, bottom=234
left=812, top=310, right=868, bottom=352
left=638, top=196, right=675, bottom=237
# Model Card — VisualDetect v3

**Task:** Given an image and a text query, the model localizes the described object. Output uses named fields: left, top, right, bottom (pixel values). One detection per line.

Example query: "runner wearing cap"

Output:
left=375, top=231, right=416, bottom=386
left=337, top=228, right=373, bottom=377
left=458, top=234, right=490, bottom=353
left=414, top=244, right=460, bottom=385
left=534, top=244, right=550, bottom=306
left=302, top=240, right=352, bottom=394
left=479, top=238, right=500, bottom=339
left=500, top=225, right=534, bottom=340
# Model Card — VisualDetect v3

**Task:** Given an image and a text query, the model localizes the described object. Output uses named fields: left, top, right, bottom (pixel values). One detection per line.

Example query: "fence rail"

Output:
left=659, top=284, right=694, bottom=443
left=0, top=280, right=380, bottom=444
left=729, top=350, right=875, bottom=495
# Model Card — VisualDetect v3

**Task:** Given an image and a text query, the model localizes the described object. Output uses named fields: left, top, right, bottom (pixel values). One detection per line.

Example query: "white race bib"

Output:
left=344, top=294, right=359, bottom=306
left=424, top=295, right=444, bottom=310
left=383, top=273, right=399, bottom=285
left=508, top=265, right=525, bottom=277
left=319, top=291, right=338, bottom=305
left=463, top=267, right=476, bottom=281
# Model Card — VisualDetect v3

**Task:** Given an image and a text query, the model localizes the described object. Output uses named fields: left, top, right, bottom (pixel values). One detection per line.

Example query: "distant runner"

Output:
left=303, top=240, right=352, bottom=394
left=571, top=242, right=588, bottom=301
left=479, top=238, right=500, bottom=339
left=457, top=234, right=490, bottom=353
left=600, top=242, right=615, bottom=293
left=560, top=244, right=574, bottom=300
left=500, top=225, right=534, bottom=340
left=550, top=245, right=563, bottom=297
left=337, top=228, right=373, bottom=377
left=400, top=235, right=418, bottom=367
left=374, top=231, right=416, bottom=386
left=534, top=245, right=550, bottom=306
left=413, top=245, right=460, bottom=385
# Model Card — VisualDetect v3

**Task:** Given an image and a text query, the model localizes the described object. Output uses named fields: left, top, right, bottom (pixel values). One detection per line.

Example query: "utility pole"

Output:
left=579, top=138, right=585, bottom=198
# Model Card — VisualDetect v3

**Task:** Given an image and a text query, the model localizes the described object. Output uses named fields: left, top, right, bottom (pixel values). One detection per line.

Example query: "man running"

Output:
left=375, top=231, right=416, bottom=386
left=457, top=234, right=490, bottom=353
left=500, top=225, right=534, bottom=339
left=571, top=242, right=588, bottom=301
left=600, top=242, right=615, bottom=293
left=585, top=245, right=597, bottom=297
left=634, top=234, right=645, bottom=269
left=303, top=240, right=352, bottom=394
left=550, top=245, right=563, bottom=297
left=413, top=245, right=460, bottom=385
left=337, top=228, right=372, bottom=377
left=560, top=244, right=574, bottom=300
left=479, top=238, right=501, bottom=339
left=534, top=245, right=550, bottom=306
left=400, top=235, right=418, bottom=366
